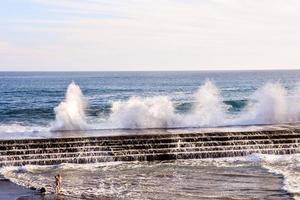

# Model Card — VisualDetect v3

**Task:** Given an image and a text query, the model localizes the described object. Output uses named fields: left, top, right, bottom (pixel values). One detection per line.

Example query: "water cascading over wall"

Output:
left=1, top=126, right=300, bottom=166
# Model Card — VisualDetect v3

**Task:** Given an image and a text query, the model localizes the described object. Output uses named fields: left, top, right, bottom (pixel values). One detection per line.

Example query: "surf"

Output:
left=49, top=80, right=300, bottom=131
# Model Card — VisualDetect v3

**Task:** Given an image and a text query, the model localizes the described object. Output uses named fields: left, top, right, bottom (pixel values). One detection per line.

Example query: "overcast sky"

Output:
left=1, top=0, right=300, bottom=71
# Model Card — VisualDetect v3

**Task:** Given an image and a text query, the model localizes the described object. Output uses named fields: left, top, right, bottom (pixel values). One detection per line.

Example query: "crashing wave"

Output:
left=49, top=80, right=300, bottom=130
left=51, top=81, right=88, bottom=131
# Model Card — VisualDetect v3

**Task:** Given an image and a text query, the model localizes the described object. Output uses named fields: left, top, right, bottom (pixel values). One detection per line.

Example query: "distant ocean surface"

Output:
left=1, top=70, right=300, bottom=133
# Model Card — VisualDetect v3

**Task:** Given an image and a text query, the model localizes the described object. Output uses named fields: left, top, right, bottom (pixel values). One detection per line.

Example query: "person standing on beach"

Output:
left=55, top=174, right=62, bottom=194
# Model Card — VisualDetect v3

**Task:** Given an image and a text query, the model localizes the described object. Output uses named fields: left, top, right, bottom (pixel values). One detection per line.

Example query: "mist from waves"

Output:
left=50, top=80, right=300, bottom=131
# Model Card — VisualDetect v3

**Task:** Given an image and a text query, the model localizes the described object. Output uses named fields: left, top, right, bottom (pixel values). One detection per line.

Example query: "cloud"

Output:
left=1, top=0, right=300, bottom=70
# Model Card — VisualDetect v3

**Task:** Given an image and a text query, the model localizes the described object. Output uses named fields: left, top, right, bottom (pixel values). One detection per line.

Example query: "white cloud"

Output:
left=1, top=0, right=300, bottom=70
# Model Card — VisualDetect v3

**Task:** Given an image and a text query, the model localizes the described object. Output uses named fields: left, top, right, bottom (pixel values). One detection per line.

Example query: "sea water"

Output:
left=0, top=155, right=297, bottom=199
left=1, top=70, right=300, bottom=132
left=1, top=70, right=300, bottom=199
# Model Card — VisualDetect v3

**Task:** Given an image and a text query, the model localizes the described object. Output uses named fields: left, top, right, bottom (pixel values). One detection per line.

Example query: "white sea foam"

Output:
left=0, top=124, right=48, bottom=133
left=109, top=96, right=180, bottom=129
left=108, top=80, right=228, bottom=128
left=236, top=82, right=300, bottom=125
left=183, top=80, right=227, bottom=127
left=2, top=154, right=300, bottom=199
left=51, top=81, right=88, bottom=131
left=256, top=154, right=300, bottom=200
left=45, top=80, right=300, bottom=130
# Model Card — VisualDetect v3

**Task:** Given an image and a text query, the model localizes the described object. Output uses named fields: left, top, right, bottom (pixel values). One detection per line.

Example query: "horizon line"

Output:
left=0, top=68, right=299, bottom=72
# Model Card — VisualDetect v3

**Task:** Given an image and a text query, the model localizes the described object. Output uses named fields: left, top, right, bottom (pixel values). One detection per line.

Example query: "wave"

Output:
left=0, top=123, right=48, bottom=134
left=0, top=108, right=54, bottom=124
left=235, top=83, right=300, bottom=125
left=47, top=80, right=300, bottom=131
left=110, top=96, right=180, bottom=129
left=2, top=154, right=300, bottom=199
left=223, top=100, right=247, bottom=112
left=251, top=154, right=300, bottom=200
left=96, top=81, right=228, bottom=129
left=51, top=81, right=88, bottom=131
left=107, top=81, right=300, bottom=129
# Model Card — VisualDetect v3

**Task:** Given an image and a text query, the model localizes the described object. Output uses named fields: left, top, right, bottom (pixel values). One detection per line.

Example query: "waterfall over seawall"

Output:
left=1, top=125, right=300, bottom=166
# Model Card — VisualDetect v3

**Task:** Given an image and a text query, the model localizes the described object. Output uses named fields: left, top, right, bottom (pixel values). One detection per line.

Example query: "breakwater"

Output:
left=1, top=127, right=300, bottom=166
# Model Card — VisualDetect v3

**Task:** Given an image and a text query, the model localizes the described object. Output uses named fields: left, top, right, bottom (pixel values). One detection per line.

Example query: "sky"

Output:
left=0, top=0, right=300, bottom=71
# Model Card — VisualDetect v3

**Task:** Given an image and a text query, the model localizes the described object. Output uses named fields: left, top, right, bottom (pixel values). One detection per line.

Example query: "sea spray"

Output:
left=258, top=154, right=300, bottom=200
left=248, top=83, right=287, bottom=124
left=110, top=96, right=180, bottom=128
left=286, top=85, right=300, bottom=122
left=109, top=80, right=228, bottom=128
left=108, top=81, right=300, bottom=129
left=235, top=82, right=300, bottom=125
left=184, top=80, right=227, bottom=127
left=51, top=81, right=88, bottom=131
left=51, top=81, right=300, bottom=130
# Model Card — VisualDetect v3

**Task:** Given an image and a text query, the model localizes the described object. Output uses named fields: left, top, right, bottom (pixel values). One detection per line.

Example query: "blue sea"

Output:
left=1, top=70, right=300, bottom=200
left=1, top=70, right=300, bottom=133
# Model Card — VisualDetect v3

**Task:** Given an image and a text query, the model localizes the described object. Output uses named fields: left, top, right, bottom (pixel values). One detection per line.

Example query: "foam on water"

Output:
left=236, top=83, right=300, bottom=125
left=1, top=154, right=299, bottom=199
left=197, top=153, right=300, bottom=200
left=183, top=80, right=227, bottom=127
left=109, top=96, right=180, bottom=129
left=258, top=154, right=300, bottom=200
left=0, top=124, right=48, bottom=133
left=107, top=80, right=228, bottom=128
left=207, top=154, right=300, bottom=200
left=1, top=74, right=300, bottom=199
left=47, top=80, right=300, bottom=130
left=1, top=80, right=300, bottom=132
left=107, top=81, right=300, bottom=129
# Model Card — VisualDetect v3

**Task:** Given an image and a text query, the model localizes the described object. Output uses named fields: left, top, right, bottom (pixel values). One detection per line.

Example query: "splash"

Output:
left=108, top=81, right=300, bottom=129
left=236, top=82, right=300, bottom=125
left=109, top=80, right=227, bottom=129
left=51, top=81, right=88, bottom=131
left=109, top=96, right=180, bottom=128
left=2, top=154, right=300, bottom=199
left=184, top=80, right=227, bottom=127
left=256, top=154, right=300, bottom=200
left=47, top=81, right=300, bottom=130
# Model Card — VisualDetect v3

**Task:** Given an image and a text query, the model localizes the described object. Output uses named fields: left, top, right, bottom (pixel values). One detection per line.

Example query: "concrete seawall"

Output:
left=1, top=126, right=300, bottom=166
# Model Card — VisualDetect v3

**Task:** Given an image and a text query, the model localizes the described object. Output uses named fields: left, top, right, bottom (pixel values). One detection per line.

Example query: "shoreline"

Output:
left=0, top=177, right=115, bottom=200
left=0, top=178, right=80, bottom=200
left=0, top=164, right=296, bottom=200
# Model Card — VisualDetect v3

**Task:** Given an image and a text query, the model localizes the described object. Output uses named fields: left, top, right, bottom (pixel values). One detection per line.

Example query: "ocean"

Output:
left=1, top=70, right=300, bottom=199
left=1, top=70, right=300, bottom=132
